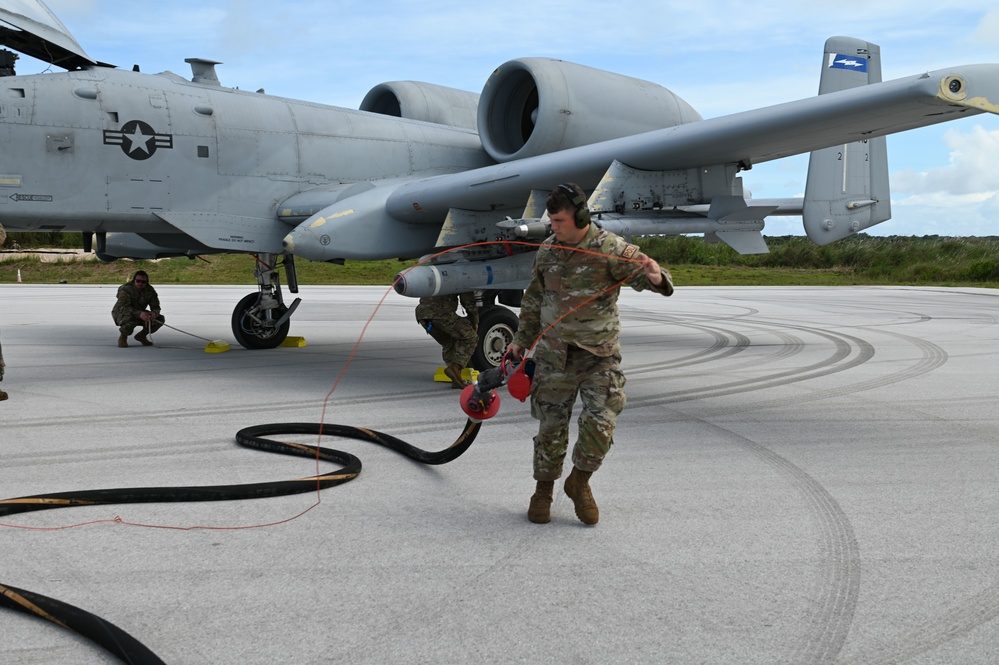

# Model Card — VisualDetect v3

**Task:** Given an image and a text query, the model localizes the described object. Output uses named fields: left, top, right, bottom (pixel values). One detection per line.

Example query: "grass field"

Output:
left=2, top=233, right=998, bottom=288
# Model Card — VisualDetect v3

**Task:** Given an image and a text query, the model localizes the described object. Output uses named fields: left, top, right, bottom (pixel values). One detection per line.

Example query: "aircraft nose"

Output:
left=285, top=219, right=337, bottom=262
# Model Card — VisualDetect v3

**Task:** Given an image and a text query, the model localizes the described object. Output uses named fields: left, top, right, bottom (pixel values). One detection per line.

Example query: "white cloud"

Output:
left=971, top=8, right=999, bottom=42
left=888, top=194, right=999, bottom=237
left=893, top=125, right=999, bottom=196
left=870, top=126, right=999, bottom=236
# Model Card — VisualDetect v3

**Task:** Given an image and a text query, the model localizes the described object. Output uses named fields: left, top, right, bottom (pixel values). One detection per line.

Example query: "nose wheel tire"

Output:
left=231, top=292, right=290, bottom=349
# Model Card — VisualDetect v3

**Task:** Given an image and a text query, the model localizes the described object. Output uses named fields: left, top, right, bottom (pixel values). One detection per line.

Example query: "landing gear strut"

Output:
left=231, top=252, right=301, bottom=349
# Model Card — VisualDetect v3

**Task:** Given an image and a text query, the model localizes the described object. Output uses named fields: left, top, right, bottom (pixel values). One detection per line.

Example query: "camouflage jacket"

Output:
left=511, top=225, right=673, bottom=368
left=415, top=292, right=478, bottom=327
left=112, top=282, right=162, bottom=324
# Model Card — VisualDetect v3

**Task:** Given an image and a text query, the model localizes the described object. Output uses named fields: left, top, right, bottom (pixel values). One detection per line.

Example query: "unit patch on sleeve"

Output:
left=621, top=243, right=640, bottom=259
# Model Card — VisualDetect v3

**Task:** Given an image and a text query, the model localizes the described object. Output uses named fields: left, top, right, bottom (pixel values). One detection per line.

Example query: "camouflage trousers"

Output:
left=530, top=346, right=627, bottom=480
left=115, top=313, right=165, bottom=336
left=418, top=314, right=477, bottom=367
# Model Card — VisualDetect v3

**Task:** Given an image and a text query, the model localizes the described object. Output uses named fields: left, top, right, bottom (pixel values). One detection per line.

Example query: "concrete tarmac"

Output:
left=0, top=284, right=997, bottom=664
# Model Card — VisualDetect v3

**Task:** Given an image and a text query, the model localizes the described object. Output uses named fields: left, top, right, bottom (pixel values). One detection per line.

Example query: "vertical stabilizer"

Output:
left=803, top=37, right=891, bottom=245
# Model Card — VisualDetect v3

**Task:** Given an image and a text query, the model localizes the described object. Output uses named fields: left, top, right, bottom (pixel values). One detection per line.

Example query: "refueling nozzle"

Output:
left=459, top=354, right=535, bottom=421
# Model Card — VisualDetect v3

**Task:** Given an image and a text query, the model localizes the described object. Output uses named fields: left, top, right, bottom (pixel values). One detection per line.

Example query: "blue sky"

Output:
left=15, top=0, right=999, bottom=237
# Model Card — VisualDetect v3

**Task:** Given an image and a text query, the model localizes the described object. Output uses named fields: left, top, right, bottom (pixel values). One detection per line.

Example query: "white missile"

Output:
left=394, top=252, right=536, bottom=298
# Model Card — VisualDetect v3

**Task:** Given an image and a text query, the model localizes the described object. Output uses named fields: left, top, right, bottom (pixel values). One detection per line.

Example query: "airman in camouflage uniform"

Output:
left=415, top=292, right=479, bottom=388
left=509, top=183, right=673, bottom=525
left=112, top=270, right=165, bottom=347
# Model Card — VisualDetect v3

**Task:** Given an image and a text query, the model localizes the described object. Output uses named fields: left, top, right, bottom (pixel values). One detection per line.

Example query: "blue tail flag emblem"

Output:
left=828, top=54, right=868, bottom=73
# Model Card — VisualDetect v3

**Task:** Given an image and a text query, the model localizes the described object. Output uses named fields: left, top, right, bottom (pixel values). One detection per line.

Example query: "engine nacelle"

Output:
left=477, top=58, right=702, bottom=163
left=360, top=81, right=480, bottom=131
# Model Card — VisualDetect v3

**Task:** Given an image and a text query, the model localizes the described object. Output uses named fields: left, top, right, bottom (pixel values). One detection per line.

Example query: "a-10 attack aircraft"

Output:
left=2, top=2, right=999, bottom=367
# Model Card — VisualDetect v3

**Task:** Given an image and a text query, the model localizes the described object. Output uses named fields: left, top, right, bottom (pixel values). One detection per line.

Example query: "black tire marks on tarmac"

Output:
left=619, top=295, right=998, bottom=663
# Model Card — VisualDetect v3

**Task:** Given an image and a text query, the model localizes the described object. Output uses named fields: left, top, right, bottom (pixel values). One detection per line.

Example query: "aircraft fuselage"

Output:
left=0, top=65, right=490, bottom=256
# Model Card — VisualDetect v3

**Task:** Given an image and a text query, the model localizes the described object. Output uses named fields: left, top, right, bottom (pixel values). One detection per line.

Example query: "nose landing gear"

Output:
left=231, top=252, right=300, bottom=349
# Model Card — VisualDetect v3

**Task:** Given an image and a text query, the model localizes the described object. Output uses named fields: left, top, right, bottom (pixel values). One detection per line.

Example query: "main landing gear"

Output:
left=472, top=305, right=519, bottom=370
left=470, top=290, right=522, bottom=370
left=231, top=252, right=301, bottom=349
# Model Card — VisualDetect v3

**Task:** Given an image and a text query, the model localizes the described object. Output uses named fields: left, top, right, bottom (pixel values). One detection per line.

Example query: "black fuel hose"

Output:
left=0, top=418, right=481, bottom=664
left=0, top=582, right=166, bottom=665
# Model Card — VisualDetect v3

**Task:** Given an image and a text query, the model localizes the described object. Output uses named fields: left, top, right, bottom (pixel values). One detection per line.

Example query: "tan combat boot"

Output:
left=118, top=333, right=129, bottom=348
left=564, top=466, right=599, bottom=525
left=443, top=363, right=469, bottom=389
left=527, top=480, right=555, bottom=524
left=134, top=330, right=153, bottom=346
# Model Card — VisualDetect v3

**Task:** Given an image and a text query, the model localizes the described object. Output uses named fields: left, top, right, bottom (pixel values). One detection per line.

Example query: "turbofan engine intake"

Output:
left=360, top=81, right=480, bottom=131
left=477, top=58, right=702, bottom=163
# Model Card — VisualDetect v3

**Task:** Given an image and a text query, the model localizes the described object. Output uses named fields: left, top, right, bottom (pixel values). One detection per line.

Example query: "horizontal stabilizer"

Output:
left=706, top=196, right=774, bottom=252
left=707, top=196, right=779, bottom=223
left=706, top=230, right=769, bottom=254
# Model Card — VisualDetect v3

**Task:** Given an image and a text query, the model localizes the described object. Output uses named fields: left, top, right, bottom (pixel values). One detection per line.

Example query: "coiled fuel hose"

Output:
left=0, top=418, right=482, bottom=664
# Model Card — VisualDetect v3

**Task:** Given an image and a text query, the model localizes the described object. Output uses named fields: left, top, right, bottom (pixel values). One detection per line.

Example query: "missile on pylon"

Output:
left=394, top=252, right=536, bottom=298
left=495, top=217, right=550, bottom=239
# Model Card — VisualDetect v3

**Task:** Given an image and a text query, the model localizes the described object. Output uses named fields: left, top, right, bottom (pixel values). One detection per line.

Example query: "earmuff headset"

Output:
left=556, top=183, right=591, bottom=229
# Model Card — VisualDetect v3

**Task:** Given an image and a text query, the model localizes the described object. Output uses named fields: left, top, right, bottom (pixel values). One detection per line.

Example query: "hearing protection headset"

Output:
left=556, top=183, right=591, bottom=229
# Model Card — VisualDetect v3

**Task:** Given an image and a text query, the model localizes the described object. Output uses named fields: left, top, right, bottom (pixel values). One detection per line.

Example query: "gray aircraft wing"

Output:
left=384, top=64, right=994, bottom=221
left=0, top=0, right=100, bottom=69
left=287, top=57, right=999, bottom=264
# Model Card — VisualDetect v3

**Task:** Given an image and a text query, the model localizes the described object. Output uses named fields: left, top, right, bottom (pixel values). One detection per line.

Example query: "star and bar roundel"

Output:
left=103, top=120, right=174, bottom=160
